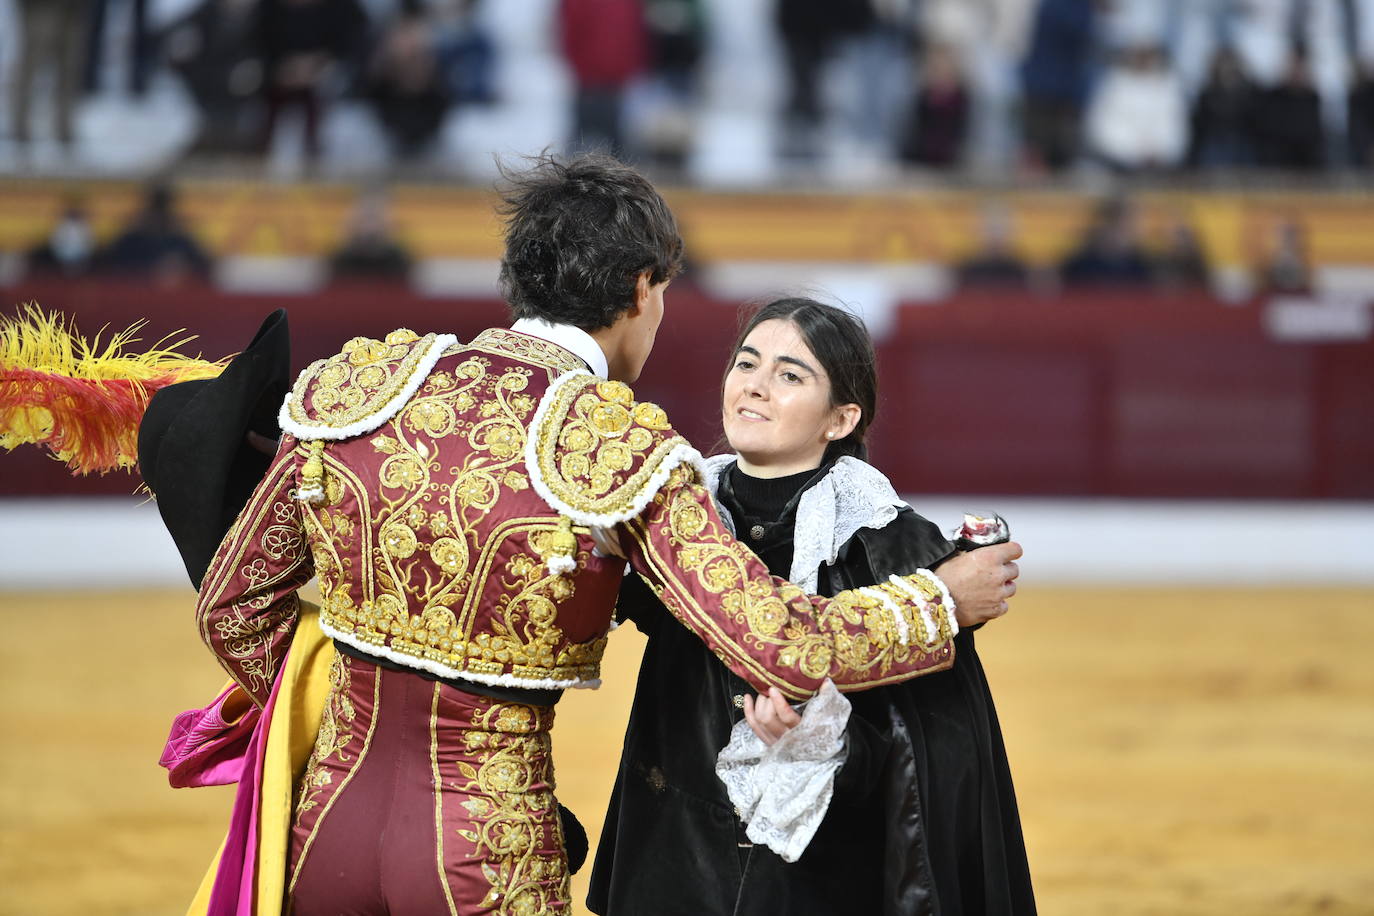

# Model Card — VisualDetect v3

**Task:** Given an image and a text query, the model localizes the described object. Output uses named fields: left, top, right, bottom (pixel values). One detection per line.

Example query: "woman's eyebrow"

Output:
left=774, top=354, right=818, bottom=375
left=736, top=344, right=817, bottom=376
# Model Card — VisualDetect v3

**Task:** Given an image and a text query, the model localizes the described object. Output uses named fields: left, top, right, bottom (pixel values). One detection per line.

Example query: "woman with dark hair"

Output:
left=589, top=298, right=1036, bottom=915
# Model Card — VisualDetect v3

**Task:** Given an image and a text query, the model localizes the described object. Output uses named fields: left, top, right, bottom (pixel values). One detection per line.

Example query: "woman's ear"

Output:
left=828, top=403, right=861, bottom=442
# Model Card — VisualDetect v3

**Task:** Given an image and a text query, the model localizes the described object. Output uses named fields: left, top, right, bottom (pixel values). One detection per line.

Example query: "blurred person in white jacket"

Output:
left=1085, top=43, right=1188, bottom=171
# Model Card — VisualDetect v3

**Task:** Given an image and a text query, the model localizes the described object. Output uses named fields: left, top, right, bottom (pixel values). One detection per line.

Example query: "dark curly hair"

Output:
left=497, top=153, right=684, bottom=330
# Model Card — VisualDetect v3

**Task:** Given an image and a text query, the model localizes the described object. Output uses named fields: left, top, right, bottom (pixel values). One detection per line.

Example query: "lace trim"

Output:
left=714, top=679, right=851, bottom=863
left=701, top=454, right=907, bottom=592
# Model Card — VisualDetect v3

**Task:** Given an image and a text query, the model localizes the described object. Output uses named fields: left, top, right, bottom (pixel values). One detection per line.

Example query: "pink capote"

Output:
left=160, top=671, right=283, bottom=916
left=161, top=604, right=333, bottom=916
left=160, top=684, right=262, bottom=789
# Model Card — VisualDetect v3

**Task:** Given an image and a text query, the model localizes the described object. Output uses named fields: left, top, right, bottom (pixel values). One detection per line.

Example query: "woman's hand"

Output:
left=936, top=541, right=1022, bottom=628
left=742, top=686, right=802, bottom=746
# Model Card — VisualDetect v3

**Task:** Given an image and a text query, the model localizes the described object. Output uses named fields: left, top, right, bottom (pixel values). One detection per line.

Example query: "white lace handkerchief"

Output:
left=714, top=679, right=852, bottom=863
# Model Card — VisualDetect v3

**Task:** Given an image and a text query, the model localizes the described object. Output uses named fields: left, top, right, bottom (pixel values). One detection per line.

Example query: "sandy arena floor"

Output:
left=1, top=585, right=1371, bottom=915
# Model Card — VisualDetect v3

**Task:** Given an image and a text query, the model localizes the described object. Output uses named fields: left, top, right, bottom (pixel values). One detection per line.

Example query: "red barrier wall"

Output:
left=4, top=280, right=1372, bottom=499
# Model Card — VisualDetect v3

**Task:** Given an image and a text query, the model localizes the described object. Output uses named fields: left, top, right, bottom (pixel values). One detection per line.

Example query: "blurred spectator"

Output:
left=1059, top=197, right=1153, bottom=288
left=646, top=0, right=705, bottom=98
left=1188, top=47, right=1259, bottom=169
left=257, top=0, right=369, bottom=161
left=774, top=0, right=877, bottom=160
left=161, top=0, right=264, bottom=155
left=1085, top=44, right=1188, bottom=172
left=330, top=191, right=412, bottom=280
left=1253, top=49, right=1325, bottom=171
left=97, top=183, right=211, bottom=281
left=1019, top=0, right=1098, bottom=172
left=434, top=0, right=497, bottom=106
left=84, top=0, right=151, bottom=97
left=1151, top=214, right=1210, bottom=290
left=1262, top=218, right=1313, bottom=293
left=637, top=0, right=707, bottom=169
left=898, top=43, right=971, bottom=168
left=27, top=202, right=97, bottom=277
left=365, top=7, right=450, bottom=158
left=958, top=201, right=1031, bottom=288
left=8, top=0, right=94, bottom=148
left=1347, top=60, right=1374, bottom=168
left=560, top=0, right=648, bottom=155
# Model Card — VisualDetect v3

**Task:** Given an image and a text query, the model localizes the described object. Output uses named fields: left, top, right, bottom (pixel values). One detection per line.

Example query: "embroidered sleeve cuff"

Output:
left=884, top=569, right=959, bottom=643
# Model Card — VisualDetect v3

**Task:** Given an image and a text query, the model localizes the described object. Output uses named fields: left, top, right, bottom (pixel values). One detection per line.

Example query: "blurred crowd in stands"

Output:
left=3, top=0, right=1374, bottom=179
left=957, top=196, right=1312, bottom=293
left=23, top=183, right=213, bottom=283
left=18, top=181, right=418, bottom=286
left=18, top=178, right=1320, bottom=299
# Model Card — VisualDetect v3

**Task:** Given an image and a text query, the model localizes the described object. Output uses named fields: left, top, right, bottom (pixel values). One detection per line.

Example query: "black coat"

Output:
left=588, top=499, right=1036, bottom=915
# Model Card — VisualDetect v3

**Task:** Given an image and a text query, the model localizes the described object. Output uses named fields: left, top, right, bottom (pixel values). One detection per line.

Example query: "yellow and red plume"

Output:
left=0, top=305, right=227, bottom=474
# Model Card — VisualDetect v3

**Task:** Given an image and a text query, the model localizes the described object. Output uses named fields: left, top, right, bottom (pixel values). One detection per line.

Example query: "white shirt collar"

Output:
left=509, top=317, right=609, bottom=378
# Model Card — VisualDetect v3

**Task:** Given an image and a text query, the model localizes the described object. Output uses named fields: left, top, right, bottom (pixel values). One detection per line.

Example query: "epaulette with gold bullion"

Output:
left=278, top=328, right=458, bottom=441
left=525, top=371, right=705, bottom=528
left=278, top=328, right=457, bottom=503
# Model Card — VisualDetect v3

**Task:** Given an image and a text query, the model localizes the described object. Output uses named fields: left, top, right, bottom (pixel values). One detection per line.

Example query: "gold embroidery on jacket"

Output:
left=530, top=375, right=688, bottom=520
left=307, top=357, right=609, bottom=685
left=627, top=466, right=954, bottom=695
left=284, top=329, right=434, bottom=430
left=198, top=455, right=309, bottom=702
left=466, top=328, right=585, bottom=379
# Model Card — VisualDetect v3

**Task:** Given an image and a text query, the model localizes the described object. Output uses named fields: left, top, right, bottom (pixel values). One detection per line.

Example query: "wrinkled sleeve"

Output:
left=619, top=465, right=957, bottom=700
left=194, top=436, right=315, bottom=707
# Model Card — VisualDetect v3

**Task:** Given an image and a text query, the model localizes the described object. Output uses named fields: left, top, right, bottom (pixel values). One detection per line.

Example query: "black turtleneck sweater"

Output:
left=717, top=461, right=833, bottom=580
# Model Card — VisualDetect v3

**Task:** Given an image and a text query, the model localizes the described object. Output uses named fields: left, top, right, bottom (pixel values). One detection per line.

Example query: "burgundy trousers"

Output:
left=287, top=653, right=571, bottom=914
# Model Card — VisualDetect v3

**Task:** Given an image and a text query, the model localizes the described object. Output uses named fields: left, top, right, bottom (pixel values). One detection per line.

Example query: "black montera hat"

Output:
left=138, top=309, right=291, bottom=589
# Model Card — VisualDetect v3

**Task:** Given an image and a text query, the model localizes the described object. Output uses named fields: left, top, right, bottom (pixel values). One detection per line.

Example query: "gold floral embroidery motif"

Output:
left=465, top=328, right=586, bottom=378
left=295, top=653, right=357, bottom=817
left=307, top=356, right=609, bottom=686
left=210, top=485, right=308, bottom=699
left=284, top=330, right=437, bottom=430
left=640, top=465, right=954, bottom=688
left=530, top=374, right=689, bottom=521
left=320, top=587, right=608, bottom=684
left=303, top=484, right=359, bottom=622
left=452, top=702, right=568, bottom=915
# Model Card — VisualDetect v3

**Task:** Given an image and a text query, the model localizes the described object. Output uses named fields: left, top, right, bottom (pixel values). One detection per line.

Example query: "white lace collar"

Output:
left=701, top=454, right=908, bottom=593
left=509, top=317, right=609, bottom=378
